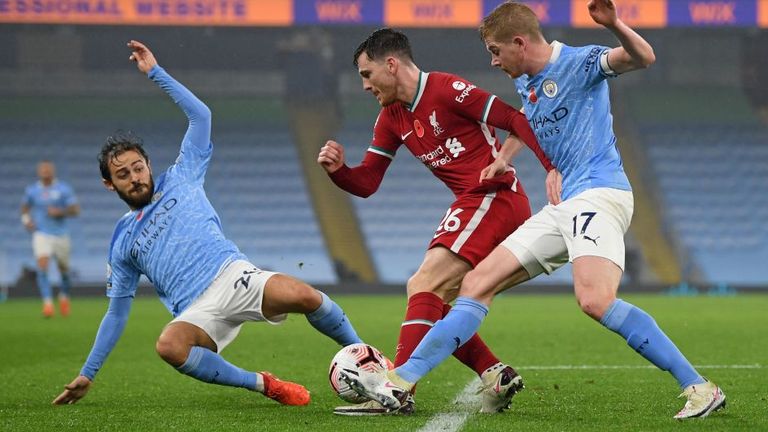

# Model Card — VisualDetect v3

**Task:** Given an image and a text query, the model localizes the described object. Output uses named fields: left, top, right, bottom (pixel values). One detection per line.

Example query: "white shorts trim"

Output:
left=171, top=260, right=285, bottom=352
left=501, top=188, right=633, bottom=277
left=32, top=232, right=71, bottom=268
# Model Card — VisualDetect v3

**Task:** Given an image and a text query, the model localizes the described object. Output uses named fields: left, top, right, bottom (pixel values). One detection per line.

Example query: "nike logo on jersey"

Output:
left=433, top=231, right=448, bottom=239
left=401, top=130, right=413, bottom=141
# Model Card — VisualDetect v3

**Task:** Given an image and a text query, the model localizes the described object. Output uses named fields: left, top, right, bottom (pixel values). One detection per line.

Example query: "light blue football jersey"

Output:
left=106, top=66, right=246, bottom=316
left=22, top=180, right=78, bottom=236
left=514, top=41, right=631, bottom=200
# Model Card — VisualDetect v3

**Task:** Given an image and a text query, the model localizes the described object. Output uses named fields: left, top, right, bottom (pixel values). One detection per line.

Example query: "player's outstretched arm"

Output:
left=52, top=296, right=133, bottom=405
left=588, top=0, right=655, bottom=74
left=52, top=375, right=92, bottom=405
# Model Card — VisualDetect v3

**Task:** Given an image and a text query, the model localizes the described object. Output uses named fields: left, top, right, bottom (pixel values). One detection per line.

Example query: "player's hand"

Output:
left=479, top=158, right=508, bottom=182
left=47, top=206, right=65, bottom=218
left=127, top=40, right=158, bottom=74
left=588, top=0, right=618, bottom=27
left=545, top=169, right=562, bottom=205
left=317, top=140, right=346, bottom=173
left=52, top=375, right=92, bottom=405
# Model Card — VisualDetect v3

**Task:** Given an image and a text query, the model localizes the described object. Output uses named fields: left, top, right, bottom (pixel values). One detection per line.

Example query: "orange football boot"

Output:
left=260, top=371, right=310, bottom=406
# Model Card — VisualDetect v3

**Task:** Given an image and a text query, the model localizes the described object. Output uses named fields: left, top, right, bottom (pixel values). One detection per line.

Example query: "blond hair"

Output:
left=479, top=1, right=544, bottom=43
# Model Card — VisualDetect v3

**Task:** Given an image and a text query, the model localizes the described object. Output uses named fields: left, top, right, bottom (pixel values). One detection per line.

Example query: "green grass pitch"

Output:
left=1, top=294, right=766, bottom=431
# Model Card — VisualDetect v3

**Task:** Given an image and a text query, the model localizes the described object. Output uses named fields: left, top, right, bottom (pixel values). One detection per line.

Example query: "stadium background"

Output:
left=1, top=0, right=767, bottom=296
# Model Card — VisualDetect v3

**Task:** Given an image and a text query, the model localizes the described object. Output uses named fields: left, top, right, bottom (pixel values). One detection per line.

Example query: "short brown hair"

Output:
left=353, top=28, right=414, bottom=67
left=479, top=1, right=543, bottom=43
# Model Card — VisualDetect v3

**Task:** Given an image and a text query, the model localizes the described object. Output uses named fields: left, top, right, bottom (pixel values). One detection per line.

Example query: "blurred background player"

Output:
left=341, top=0, right=725, bottom=420
left=318, top=28, right=559, bottom=415
left=20, top=160, right=80, bottom=318
left=53, top=40, right=363, bottom=406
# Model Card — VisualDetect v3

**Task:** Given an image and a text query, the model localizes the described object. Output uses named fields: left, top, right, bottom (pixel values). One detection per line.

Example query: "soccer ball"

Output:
left=328, top=343, right=393, bottom=403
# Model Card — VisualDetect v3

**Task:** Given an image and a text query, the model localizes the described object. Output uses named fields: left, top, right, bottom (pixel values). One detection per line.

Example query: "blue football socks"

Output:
left=177, top=346, right=257, bottom=390
left=60, top=272, right=71, bottom=297
left=306, top=292, right=362, bottom=346
left=397, top=296, right=488, bottom=383
left=36, top=271, right=52, bottom=302
left=601, top=299, right=705, bottom=389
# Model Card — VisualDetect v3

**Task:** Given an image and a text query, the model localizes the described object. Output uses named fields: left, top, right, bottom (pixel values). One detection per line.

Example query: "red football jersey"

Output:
left=370, top=71, right=527, bottom=196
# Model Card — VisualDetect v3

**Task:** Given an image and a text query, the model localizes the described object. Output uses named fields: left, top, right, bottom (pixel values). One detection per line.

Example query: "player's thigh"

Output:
left=172, top=261, right=288, bottom=353
left=408, top=246, right=471, bottom=300
left=261, top=273, right=322, bottom=317
left=460, top=245, right=531, bottom=304
left=429, top=188, right=531, bottom=269
left=556, top=188, right=633, bottom=271
left=32, top=232, right=52, bottom=268
left=52, top=236, right=71, bottom=272
left=501, top=205, right=569, bottom=278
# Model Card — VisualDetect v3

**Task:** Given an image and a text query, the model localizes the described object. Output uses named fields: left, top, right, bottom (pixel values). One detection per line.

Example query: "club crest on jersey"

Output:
left=542, top=79, right=558, bottom=98
left=528, top=87, right=538, bottom=103
left=414, top=119, right=425, bottom=138
left=429, top=110, right=444, bottom=136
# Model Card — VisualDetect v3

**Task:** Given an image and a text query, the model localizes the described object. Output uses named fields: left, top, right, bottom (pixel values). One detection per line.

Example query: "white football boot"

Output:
left=478, top=364, right=525, bottom=413
left=338, top=368, right=411, bottom=411
left=333, top=394, right=416, bottom=416
left=673, top=380, right=726, bottom=419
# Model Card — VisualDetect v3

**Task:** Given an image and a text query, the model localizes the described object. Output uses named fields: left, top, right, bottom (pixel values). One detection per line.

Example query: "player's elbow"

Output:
left=198, top=104, right=212, bottom=122
left=636, top=49, right=656, bottom=69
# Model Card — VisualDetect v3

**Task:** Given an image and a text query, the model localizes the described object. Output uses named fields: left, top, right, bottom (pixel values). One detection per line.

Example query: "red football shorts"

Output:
left=428, top=186, right=531, bottom=267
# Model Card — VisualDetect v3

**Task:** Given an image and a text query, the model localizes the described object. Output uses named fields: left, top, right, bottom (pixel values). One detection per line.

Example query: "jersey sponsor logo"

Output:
left=429, top=110, right=444, bottom=136
left=454, top=84, right=477, bottom=103
left=130, top=198, right=178, bottom=260
left=414, top=119, right=425, bottom=138
left=542, top=79, right=558, bottom=98
left=417, top=137, right=465, bottom=168
left=452, top=80, right=467, bottom=91
left=445, top=137, right=466, bottom=158
left=529, top=106, right=569, bottom=140
left=401, top=130, right=413, bottom=141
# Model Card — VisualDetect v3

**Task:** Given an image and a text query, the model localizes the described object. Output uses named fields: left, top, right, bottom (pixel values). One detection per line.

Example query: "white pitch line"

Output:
left=519, top=364, right=762, bottom=370
left=416, top=378, right=480, bottom=432
left=416, top=364, right=760, bottom=432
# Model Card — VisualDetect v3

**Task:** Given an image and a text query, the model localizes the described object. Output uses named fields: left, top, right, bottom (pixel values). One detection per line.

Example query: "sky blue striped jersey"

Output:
left=106, top=66, right=246, bottom=317
left=22, top=180, right=78, bottom=236
left=514, top=41, right=631, bottom=200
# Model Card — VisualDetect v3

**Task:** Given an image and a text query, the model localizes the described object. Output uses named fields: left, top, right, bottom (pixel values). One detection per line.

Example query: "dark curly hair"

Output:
left=98, top=130, right=150, bottom=181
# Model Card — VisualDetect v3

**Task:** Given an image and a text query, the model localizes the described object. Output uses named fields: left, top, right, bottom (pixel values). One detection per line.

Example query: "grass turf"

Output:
left=1, top=294, right=766, bottom=431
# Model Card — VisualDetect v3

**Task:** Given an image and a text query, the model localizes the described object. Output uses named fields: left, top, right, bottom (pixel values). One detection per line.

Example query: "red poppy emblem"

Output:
left=528, top=87, right=538, bottom=103
left=414, top=120, right=425, bottom=138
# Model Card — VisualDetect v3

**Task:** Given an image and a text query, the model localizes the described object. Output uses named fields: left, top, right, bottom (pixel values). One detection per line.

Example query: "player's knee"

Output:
left=459, top=268, right=493, bottom=300
left=155, top=335, right=189, bottom=367
left=575, top=290, right=614, bottom=321
left=297, top=285, right=322, bottom=312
